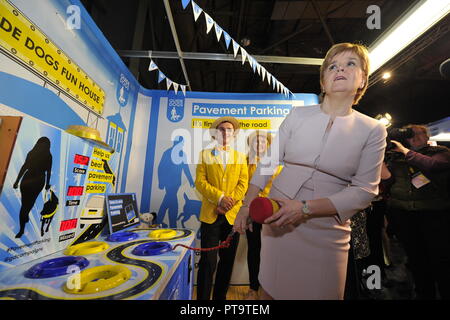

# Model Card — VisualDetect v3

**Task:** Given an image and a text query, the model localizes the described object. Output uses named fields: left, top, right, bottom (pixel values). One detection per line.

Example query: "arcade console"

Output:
left=0, top=228, right=195, bottom=300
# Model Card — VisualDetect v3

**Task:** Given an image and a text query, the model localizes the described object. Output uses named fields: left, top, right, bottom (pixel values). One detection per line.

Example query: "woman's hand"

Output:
left=233, top=206, right=252, bottom=234
left=264, top=198, right=307, bottom=228
left=390, top=140, right=410, bottom=155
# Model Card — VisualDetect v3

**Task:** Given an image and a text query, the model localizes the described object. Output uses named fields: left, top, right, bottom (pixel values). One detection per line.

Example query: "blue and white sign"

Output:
left=116, top=73, right=130, bottom=107
left=167, top=98, right=185, bottom=122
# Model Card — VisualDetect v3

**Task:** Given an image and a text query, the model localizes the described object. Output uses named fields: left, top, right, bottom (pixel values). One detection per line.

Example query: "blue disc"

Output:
left=132, top=242, right=172, bottom=256
left=106, top=231, right=139, bottom=242
left=24, top=256, right=89, bottom=279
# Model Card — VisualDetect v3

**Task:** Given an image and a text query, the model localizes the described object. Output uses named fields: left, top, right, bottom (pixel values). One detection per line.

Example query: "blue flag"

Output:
left=181, top=0, right=191, bottom=9
left=158, top=71, right=166, bottom=83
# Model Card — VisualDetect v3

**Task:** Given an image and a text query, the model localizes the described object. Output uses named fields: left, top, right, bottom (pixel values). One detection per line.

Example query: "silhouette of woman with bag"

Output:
left=13, top=137, right=52, bottom=238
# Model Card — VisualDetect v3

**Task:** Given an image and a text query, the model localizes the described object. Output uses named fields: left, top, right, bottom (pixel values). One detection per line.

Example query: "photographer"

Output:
left=385, top=124, right=450, bottom=299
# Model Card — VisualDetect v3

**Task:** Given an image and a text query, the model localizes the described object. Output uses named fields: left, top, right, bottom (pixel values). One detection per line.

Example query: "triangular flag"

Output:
left=214, top=23, right=223, bottom=42
left=267, top=72, right=271, bottom=86
left=248, top=56, right=253, bottom=69
left=192, top=1, right=202, bottom=21
left=257, top=63, right=261, bottom=76
left=251, top=58, right=257, bottom=73
left=241, top=48, right=247, bottom=65
left=272, top=76, right=276, bottom=90
left=158, top=70, right=166, bottom=83
left=166, top=78, right=173, bottom=90
left=173, top=82, right=179, bottom=94
left=148, top=59, right=158, bottom=71
left=181, top=0, right=191, bottom=9
left=261, top=68, right=266, bottom=82
left=204, top=12, right=214, bottom=34
left=232, top=40, right=239, bottom=58
left=180, top=84, right=187, bottom=96
left=277, top=81, right=281, bottom=93
left=223, top=31, right=231, bottom=49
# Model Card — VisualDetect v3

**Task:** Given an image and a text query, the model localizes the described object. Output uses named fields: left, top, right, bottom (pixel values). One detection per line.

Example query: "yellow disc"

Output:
left=149, top=229, right=177, bottom=240
left=64, top=241, right=109, bottom=256
left=63, top=265, right=132, bottom=295
left=269, top=199, right=280, bottom=213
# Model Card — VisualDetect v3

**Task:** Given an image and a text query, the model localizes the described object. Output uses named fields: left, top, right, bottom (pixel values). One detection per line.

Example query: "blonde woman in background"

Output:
left=244, top=130, right=282, bottom=300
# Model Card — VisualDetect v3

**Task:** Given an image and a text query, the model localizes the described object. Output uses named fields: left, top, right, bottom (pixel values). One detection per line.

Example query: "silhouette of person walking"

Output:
left=157, top=136, right=194, bottom=228
left=13, top=137, right=52, bottom=238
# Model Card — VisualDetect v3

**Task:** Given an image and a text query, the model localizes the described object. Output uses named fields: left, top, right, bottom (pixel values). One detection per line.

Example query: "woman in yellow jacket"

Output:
left=195, top=116, right=248, bottom=300
left=245, top=130, right=282, bottom=300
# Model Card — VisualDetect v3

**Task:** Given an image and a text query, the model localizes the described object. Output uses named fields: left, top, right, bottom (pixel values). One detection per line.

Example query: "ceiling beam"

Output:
left=310, top=0, right=335, bottom=46
left=129, top=0, right=149, bottom=79
left=118, top=50, right=324, bottom=66
left=162, top=0, right=192, bottom=90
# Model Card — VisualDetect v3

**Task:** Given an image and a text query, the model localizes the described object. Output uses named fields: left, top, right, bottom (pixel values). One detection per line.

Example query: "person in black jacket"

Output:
left=385, top=124, right=450, bottom=299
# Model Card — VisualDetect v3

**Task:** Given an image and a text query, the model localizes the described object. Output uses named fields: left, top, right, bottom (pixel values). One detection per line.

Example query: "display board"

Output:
left=0, top=115, right=117, bottom=272
left=105, top=193, right=140, bottom=234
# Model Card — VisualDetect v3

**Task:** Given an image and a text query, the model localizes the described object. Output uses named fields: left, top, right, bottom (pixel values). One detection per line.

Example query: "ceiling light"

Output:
left=375, top=113, right=392, bottom=127
left=382, top=72, right=391, bottom=80
left=368, top=0, right=450, bottom=75
left=429, top=133, right=450, bottom=141
left=240, top=37, right=251, bottom=47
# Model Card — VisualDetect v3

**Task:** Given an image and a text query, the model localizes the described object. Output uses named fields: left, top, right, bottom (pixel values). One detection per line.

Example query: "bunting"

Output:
left=181, top=0, right=191, bottom=10
left=176, top=0, right=294, bottom=96
left=148, top=60, right=187, bottom=96
left=204, top=12, right=214, bottom=34
left=192, top=1, right=202, bottom=21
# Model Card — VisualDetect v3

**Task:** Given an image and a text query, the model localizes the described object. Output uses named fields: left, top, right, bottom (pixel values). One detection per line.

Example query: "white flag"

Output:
left=148, top=59, right=158, bottom=71
left=214, top=23, right=223, bottom=42
left=232, top=40, right=240, bottom=58
left=267, top=72, right=271, bottom=86
left=166, top=78, right=173, bottom=90
left=272, top=76, right=276, bottom=90
left=261, top=68, right=266, bottom=82
left=241, top=48, right=247, bottom=65
left=181, top=84, right=187, bottom=96
left=251, top=58, right=257, bottom=73
left=192, top=1, right=202, bottom=21
left=257, top=63, right=261, bottom=76
left=204, top=12, right=214, bottom=34
left=173, top=82, right=179, bottom=94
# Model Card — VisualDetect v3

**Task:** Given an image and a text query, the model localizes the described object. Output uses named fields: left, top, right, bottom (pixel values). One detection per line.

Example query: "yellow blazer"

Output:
left=195, top=148, right=248, bottom=225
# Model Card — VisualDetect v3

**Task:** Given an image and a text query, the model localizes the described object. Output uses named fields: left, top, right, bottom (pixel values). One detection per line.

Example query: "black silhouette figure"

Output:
left=39, top=189, right=59, bottom=237
left=13, top=137, right=52, bottom=238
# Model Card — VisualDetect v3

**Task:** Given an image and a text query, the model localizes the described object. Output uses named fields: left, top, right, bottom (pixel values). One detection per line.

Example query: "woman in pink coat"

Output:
left=234, top=43, right=387, bottom=300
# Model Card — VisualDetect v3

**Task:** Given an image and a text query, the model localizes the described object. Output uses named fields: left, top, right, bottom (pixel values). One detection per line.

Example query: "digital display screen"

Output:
left=67, top=186, right=84, bottom=196
left=74, top=154, right=90, bottom=166
left=59, top=219, right=78, bottom=232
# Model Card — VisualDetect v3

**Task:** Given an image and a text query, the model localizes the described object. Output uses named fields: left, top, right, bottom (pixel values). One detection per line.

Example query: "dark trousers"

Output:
left=196, top=215, right=240, bottom=300
left=361, top=201, right=386, bottom=276
left=344, top=237, right=363, bottom=300
left=391, top=209, right=450, bottom=299
left=246, top=221, right=262, bottom=291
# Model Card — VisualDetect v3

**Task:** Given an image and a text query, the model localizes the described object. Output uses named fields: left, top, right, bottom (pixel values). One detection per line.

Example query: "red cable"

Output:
left=172, top=232, right=235, bottom=252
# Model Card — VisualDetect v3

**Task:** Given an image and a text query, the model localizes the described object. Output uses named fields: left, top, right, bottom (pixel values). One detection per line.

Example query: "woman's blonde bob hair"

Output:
left=319, top=42, right=370, bottom=105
